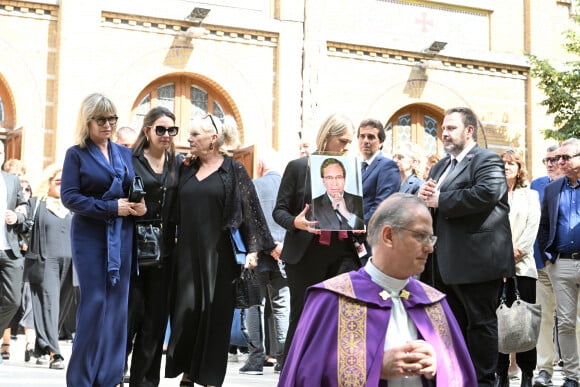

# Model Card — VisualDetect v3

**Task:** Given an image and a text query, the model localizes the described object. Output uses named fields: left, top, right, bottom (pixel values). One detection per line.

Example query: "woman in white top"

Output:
left=495, top=149, right=540, bottom=387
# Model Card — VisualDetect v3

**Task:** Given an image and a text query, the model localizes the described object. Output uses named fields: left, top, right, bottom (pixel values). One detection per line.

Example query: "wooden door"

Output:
left=233, top=144, right=255, bottom=178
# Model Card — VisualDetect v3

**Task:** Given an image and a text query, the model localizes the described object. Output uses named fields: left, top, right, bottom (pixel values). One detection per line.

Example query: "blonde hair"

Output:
left=394, top=141, right=426, bottom=176
left=74, top=93, right=118, bottom=148
left=192, top=114, right=240, bottom=155
left=35, top=163, right=62, bottom=200
left=3, top=158, right=26, bottom=176
left=315, top=113, right=354, bottom=152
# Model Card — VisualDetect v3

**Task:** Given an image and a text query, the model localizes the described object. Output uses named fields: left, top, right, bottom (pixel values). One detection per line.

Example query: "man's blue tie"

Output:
left=361, top=161, right=368, bottom=173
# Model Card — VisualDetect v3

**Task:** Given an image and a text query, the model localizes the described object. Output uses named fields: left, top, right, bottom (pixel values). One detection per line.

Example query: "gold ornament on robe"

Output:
left=379, top=289, right=410, bottom=301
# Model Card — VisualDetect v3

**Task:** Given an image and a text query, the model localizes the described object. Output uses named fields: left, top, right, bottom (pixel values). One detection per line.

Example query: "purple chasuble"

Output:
left=279, top=268, right=477, bottom=387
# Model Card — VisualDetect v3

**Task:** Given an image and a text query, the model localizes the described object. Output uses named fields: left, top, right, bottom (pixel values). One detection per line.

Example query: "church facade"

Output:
left=0, top=0, right=576, bottom=180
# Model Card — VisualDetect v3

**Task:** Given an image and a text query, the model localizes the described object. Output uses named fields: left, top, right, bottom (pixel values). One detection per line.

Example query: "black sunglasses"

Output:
left=151, top=126, right=179, bottom=136
left=203, top=114, right=219, bottom=134
left=555, top=153, right=580, bottom=162
left=91, top=116, right=118, bottom=126
left=542, top=157, right=558, bottom=165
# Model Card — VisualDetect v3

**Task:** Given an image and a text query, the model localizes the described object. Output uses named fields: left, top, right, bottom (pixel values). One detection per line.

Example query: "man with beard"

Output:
left=418, top=107, right=514, bottom=387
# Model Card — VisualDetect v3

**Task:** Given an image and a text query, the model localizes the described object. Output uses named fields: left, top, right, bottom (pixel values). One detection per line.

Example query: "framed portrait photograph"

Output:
left=310, top=154, right=365, bottom=231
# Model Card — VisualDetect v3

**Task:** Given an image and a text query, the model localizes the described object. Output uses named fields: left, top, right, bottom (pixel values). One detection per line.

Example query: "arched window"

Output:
left=384, top=104, right=444, bottom=158
left=132, top=74, right=240, bottom=150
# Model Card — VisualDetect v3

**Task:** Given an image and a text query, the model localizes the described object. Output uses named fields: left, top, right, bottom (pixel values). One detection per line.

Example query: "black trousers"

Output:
left=58, top=267, right=76, bottom=339
left=424, top=256, right=502, bottom=387
left=30, top=256, right=72, bottom=356
left=126, top=264, right=169, bottom=387
left=496, top=275, right=537, bottom=375
left=0, top=250, right=22, bottom=332
left=282, top=233, right=360, bottom=366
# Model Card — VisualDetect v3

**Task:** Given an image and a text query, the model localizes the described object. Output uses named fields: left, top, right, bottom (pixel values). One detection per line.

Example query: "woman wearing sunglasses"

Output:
left=61, top=93, right=146, bottom=387
left=125, top=106, right=182, bottom=386
left=165, top=114, right=274, bottom=387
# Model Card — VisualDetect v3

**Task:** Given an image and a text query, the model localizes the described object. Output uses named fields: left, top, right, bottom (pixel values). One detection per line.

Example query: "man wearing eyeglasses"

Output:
left=312, top=157, right=364, bottom=231
left=279, top=193, right=477, bottom=386
left=538, top=138, right=580, bottom=387
left=530, top=144, right=575, bottom=387
left=418, top=107, right=514, bottom=387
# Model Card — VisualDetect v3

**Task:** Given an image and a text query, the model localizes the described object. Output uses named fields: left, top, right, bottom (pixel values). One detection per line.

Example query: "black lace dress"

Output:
left=166, top=156, right=274, bottom=386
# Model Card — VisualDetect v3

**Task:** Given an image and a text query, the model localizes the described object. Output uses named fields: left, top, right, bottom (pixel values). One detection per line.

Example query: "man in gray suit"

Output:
left=0, top=141, right=29, bottom=344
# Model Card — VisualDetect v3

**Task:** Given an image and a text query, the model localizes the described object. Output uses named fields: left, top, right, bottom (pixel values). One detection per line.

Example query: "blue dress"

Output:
left=61, top=139, right=135, bottom=387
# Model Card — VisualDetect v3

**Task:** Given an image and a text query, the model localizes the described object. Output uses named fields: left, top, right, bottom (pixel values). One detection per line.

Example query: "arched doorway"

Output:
left=384, top=104, right=444, bottom=158
left=0, top=76, right=20, bottom=161
left=131, top=73, right=259, bottom=175
left=131, top=73, right=241, bottom=152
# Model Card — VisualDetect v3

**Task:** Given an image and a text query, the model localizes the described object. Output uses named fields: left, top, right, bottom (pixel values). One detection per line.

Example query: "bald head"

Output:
left=367, top=193, right=428, bottom=248
left=116, top=126, right=138, bottom=148
left=368, top=193, right=434, bottom=279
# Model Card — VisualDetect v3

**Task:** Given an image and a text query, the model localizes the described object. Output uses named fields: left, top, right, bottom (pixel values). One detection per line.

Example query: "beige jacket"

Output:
left=509, top=187, right=540, bottom=279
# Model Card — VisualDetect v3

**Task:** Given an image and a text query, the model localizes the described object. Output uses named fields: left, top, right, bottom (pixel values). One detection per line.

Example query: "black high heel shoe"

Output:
left=24, top=343, right=34, bottom=362
left=1, top=344, right=10, bottom=360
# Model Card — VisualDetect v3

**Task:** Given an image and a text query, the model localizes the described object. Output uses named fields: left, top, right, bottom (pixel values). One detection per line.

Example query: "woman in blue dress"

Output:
left=61, top=93, right=147, bottom=386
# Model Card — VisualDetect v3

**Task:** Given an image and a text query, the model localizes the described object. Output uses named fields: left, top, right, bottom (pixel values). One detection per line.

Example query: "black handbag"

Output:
left=232, top=268, right=262, bottom=309
left=496, top=276, right=542, bottom=354
left=23, top=198, right=45, bottom=284
left=135, top=220, right=163, bottom=267
left=128, top=176, right=146, bottom=203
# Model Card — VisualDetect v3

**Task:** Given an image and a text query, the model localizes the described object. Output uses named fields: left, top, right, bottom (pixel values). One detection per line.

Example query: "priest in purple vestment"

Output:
left=279, top=193, right=477, bottom=387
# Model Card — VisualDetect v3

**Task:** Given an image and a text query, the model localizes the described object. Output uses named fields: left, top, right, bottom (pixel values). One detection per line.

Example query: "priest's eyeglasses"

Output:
left=396, top=227, right=437, bottom=245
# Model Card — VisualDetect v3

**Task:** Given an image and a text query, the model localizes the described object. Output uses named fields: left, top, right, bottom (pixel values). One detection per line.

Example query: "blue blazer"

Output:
left=399, top=174, right=424, bottom=195
left=530, top=176, right=551, bottom=268
left=537, top=177, right=568, bottom=263
left=361, top=153, right=400, bottom=224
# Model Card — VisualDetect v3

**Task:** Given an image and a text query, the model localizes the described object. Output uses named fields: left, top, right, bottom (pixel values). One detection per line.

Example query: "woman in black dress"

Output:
left=165, top=114, right=274, bottom=387
left=125, top=106, right=181, bottom=386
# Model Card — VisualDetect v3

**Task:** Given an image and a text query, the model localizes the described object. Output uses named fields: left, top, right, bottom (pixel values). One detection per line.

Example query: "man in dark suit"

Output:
left=312, top=157, right=364, bottom=231
left=418, top=107, right=514, bottom=387
left=537, top=138, right=580, bottom=387
left=358, top=119, right=401, bottom=225
left=0, top=141, right=29, bottom=345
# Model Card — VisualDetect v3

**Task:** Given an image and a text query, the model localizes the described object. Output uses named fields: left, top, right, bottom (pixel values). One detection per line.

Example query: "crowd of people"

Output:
left=0, top=95, right=579, bottom=387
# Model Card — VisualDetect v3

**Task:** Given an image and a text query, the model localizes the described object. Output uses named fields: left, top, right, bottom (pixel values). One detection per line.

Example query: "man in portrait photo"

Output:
left=312, top=157, right=364, bottom=231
